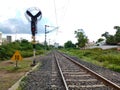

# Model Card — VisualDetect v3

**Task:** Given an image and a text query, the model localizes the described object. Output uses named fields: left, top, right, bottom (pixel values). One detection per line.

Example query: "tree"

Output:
left=101, top=31, right=117, bottom=45
left=74, top=29, right=88, bottom=48
left=106, top=35, right=116, bottom=45
left=114, top=26, right=120, bottom=43
left=64, top=40, right=75, bottom=48
left=114, top=26, right=120, bottom=30
left=101, top=32, right=110, bottom=38
left=35, top=43, right=44, bottom=50
left=100, top=26, right=120, bottom=45
left=96, top=38, right=104, bottom=43
left=20, top=39, right=32, bottom=50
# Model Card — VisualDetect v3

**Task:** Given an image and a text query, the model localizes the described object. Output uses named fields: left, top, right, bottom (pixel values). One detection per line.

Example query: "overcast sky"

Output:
left=0, top=0, right=120, bottom=45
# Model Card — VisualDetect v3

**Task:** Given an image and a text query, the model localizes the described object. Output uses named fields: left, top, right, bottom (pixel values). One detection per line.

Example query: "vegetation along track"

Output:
left=54, top=51, right=120, bottom=90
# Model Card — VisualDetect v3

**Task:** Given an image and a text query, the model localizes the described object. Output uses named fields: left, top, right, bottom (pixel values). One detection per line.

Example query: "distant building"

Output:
left=54, top=42, right=59, bottom=48
left=7, top=36, right=12, bottom=43
left=2, top=38, right=7, bottom=45
left=0, top=32, right=2, bottom=45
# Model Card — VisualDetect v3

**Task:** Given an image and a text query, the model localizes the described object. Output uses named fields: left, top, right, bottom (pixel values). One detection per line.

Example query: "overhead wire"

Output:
left=53, top=0, right=58, bottom=27
left=53, top=0, right=58, bottom=44
left=61, top=0, right=70, bottom=27
left=53, top=0, right=70, bottom=45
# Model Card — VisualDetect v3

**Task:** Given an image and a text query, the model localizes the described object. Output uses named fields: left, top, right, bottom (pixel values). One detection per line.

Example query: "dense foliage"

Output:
left=96, top=38, right=104, bottom=43
left=0, top=39, right=45, bottom=61
left=64, top=40, right=75, bottom=48
left=102, top=26, right=120, bottom=45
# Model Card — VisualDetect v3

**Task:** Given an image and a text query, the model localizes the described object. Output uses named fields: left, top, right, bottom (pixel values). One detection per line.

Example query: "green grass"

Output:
left=0, top=59, right=33, bottom=90
left=60, top=48, right=120, bottom=72
left=0, top=60, right=32, bottom=72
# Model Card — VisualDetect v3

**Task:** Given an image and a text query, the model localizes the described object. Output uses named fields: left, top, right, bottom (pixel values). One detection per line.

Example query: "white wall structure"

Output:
left=54, top=42, right=59, bottom=48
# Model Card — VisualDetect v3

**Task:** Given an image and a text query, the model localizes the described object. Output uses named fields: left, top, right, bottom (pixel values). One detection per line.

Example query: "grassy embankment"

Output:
left=61, top=48, right=120, bottom=72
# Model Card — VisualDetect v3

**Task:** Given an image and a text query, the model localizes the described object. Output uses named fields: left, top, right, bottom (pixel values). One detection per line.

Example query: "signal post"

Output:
left=26, top=7, right=42, bottom=66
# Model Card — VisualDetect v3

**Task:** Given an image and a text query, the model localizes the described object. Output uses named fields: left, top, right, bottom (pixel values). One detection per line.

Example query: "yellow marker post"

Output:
left=11, top=50, right=23, bottom=67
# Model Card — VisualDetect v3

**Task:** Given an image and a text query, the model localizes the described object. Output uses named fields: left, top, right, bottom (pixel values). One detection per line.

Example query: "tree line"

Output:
left=65, top=26, right=120, bottom=49
left=0, top=39, right=45, bottom=60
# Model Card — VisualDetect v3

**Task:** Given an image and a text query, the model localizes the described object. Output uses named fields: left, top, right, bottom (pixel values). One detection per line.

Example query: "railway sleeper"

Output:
left=63, top=71, right=86, bottom=75
left=66, top=80, right=104, bottom=86
left=62, top=69, right=80, bottom=72
left=66, top=78, right=97, bottom=82
left=64, top=75, right=93, bottom=80
left=64, top=74, right=91, bottom=77
left=68, top=84, right=111, bottom=90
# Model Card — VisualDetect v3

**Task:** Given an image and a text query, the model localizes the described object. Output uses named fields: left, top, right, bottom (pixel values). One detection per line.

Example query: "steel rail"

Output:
left=60, top=52, right=120, bottom=90
left=54, top=53, right=69, bottom=90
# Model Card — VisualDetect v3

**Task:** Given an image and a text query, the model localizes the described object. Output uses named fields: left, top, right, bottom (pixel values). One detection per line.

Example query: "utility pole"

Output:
left=45, top=25, right=47, bottom=51
left=44, top=25, right=59, bottom=52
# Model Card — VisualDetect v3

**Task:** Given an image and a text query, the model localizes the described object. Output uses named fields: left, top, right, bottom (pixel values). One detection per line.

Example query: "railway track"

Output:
left=51, top=53, right=65, bottom=89
left=21, top=51, right=120, bottom=90
left=54, top=51, right=120, bottom=90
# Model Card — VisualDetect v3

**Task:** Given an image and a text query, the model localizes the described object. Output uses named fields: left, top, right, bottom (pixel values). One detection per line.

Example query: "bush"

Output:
left=21, top=50, right=33, bottom=57
left=36, top=50, right=44, bottom=55
left=97, top=54, right=120, bottom=65
left=83, top=51, right=92, bottom=56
